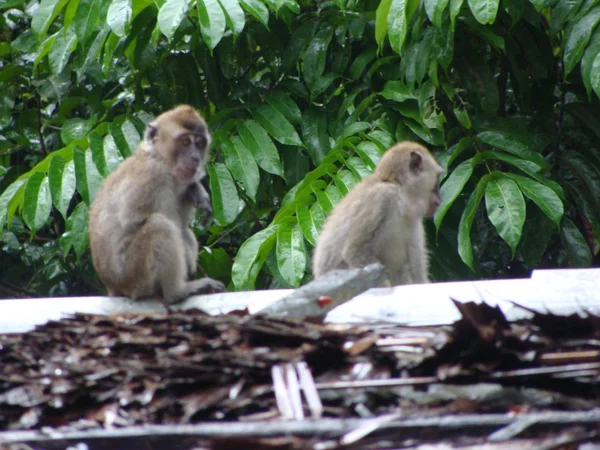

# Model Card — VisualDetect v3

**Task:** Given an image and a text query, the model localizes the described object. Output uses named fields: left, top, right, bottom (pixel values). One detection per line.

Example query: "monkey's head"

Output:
left=376, top=142, right=443, bottom=217
left=143, top=105, right=211, bottom=184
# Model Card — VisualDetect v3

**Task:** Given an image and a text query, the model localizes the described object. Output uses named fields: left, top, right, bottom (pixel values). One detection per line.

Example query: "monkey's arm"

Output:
left=407, top=221, right=429, bottom=283
left=186, top=182, right=212, bottom=226
left=340, top=186, right=390, bottom=268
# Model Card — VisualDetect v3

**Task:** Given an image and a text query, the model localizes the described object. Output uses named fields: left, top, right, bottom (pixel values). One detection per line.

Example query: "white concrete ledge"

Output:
left=1, top=268, right=599, bottom=333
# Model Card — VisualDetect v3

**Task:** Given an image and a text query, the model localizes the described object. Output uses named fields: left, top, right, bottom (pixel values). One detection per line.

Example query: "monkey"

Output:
left=89, top=105, right=226, bottom=304
left=312, top=141, right=443, bottom=286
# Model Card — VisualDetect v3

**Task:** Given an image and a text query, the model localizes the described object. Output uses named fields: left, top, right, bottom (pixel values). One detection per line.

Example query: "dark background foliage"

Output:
left=0, top=0, right=598, bottom=297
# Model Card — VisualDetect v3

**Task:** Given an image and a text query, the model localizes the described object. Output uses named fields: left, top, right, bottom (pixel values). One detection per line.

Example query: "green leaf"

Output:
left=158, top=0, right=188, bottom=40
left=311, top=180, right=334, bottom=213
left=74, top=147, right=104, bottom=205
left=239, top=0, right=269, bottom=28
left=567, top=181, right=600, bottom=255
left=354, top=141, right=384, bottom=168
left=502, top=173, right=564, bottom=227
left=267, top=91, right=301, bottom=126
left=477, top=130, right=548, bottom=168
left=425, top=0, right=450, bottom=27
left=31, top=0, right=69, bottom=39
left=75, top=28, right=109, bottom=81
left=387, top=0, right=409, bottom=55
left=231, top=224, right=278, bottom=289
left=529, top=0, right=553, bottom=9
left=346, top=156, right=372, bottom=179
left=221, top=136, right=260, bottom=201
left=450, top=0, right=464, bottom=29
left=217, top=0, right=245, bottom=37
left=520, top=210, right=555, bottom=268
left=458, top=174, right=489, bottom=270
left=485, top=175, right=526, bottom=257
left=61, top=116, right=96, bottom=145
left=282, top=19, right=318, bottom=71
left=564, top=5, right=600, bottom=77
left=419, top=80, right=446, bottom=131
left=74, top=0, right=108, bottom=45
left=199, top=247, right=232, bottom=283
left=303, top=22, right=333, bottom=91
left=434, top=157, right=474, bottom=230
left=301, top=108, right=329, bottom=165
left=49, top=28, right=78, bottom=75
left=561, top=217, right=593, bottom=267
left=89, top=132, right=122, bottom=177
left=207, top=162, right=240, bottom=225
left=591, top=52, right=600, bottom=98
left=252, top=105, right=303, bottom=146
left=367, top=131, right=394, bottom=151
left=582, top=27, right=600, bottom=97
left=0, top=179, right=25, bottom=230
left=333, top=170, right=359, bottom=194
left=563, top=150, right=600, bottom=212
left=375, top=0, right=392, bottom=52
left=48, top=156, right=76, bottom=219
left=550, top=0, right=583, bottom=35
left=63, top=0, right=80, bottom=30
left=106, top=0, right=132, bottom=37
left=34, top=33, right=58, bottom=69
left=296, top=199, right=324, bottom=246
left=110, top=119, right=140, bottom=157
left=238, top=120, right=284, bottom=177
left=101, top=32, right=120, bottom=75
left=380, top=80, right=416, bottom=102
left=338, top=122, right=370, bottom=142
left=481, top=151, right=543, bottom=179
left=467, top=0, right=500, bottom=24
left=197, top=0, right=226, bottom=50
left=276, top=223, right=306, bottom=287
left=349, top=49, right=377, bottom=80
left=23, top=172, right=52, bottom=233
left=64, top=201, right=90, bottom=260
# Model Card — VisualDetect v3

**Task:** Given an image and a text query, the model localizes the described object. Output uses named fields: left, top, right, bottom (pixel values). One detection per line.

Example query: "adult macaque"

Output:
left=89, top=105, right=225, bottom=304
left=312, top=141, right=443, bottom=286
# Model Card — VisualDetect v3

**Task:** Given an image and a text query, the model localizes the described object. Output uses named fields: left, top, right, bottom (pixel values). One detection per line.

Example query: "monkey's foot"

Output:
left=186, top=277, right=226, bottom=296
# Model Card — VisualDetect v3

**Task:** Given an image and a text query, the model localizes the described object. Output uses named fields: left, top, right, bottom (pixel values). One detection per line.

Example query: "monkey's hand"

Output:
left=187, top=182, right=213, bottom=226
left=199, top=197, right=212, bottom=226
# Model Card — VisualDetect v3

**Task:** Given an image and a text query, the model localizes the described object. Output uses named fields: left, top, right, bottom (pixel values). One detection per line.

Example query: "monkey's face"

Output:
left=173, top=131, right=209, bottom=182
left=426, top=174, right=442, bottom=217
left=417, top=155, right=442, bottom=217
left=378, top=143, right=443, bottom=217
left=144, top=105, right=212, bottom=185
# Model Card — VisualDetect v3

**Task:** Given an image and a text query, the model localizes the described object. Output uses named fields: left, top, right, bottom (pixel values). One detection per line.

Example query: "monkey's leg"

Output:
left=128, top=214, right=225, bottom=304
left=182, top=227, right=199, bottom=278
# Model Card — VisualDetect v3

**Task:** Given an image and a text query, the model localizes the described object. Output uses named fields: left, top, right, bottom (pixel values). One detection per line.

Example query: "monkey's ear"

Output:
left=143, top=123, right=158, bottom=152
left=409, top=151, right=423, bottom=173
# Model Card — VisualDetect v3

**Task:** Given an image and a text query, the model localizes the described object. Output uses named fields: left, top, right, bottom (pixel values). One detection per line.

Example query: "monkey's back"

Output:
left=312, top=176, right=406, bottom=277
left=89, top=151, right=179, bottom=288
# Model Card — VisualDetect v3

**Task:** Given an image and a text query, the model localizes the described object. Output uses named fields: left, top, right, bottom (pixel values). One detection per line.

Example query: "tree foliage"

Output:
left=0, top=0, right=598, bottom=296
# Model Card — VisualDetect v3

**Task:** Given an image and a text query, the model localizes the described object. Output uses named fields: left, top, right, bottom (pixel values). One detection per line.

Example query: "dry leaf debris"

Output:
left=1, top=301, right=600, bottom=449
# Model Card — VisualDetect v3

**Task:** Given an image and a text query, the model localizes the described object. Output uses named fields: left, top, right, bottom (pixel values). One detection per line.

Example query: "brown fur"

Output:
left=89, top=105, right=225, bottom=303
left=312, top=141, right=443, bottom=285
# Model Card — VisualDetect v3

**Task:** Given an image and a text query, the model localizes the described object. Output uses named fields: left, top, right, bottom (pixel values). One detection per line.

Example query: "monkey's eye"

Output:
left=194, top=135, right=206, bottom=147
left=181, top=136, right=192, bottom=146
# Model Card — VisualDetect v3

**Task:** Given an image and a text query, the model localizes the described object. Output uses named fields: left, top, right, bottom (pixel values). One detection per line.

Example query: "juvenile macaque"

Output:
left=89, top=105, right=225, bottom=304
left=312, top=141, right=443, bottom=286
